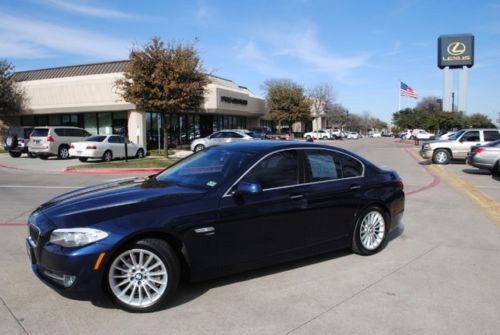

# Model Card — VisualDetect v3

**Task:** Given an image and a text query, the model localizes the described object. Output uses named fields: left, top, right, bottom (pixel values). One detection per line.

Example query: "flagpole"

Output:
left=398, top=81, right=401, bottom=112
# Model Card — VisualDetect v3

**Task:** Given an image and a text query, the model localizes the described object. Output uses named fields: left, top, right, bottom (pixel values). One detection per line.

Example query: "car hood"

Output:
left=38, top=177, right=207, bottom=228
left=423, top=139, right=454, bottom=145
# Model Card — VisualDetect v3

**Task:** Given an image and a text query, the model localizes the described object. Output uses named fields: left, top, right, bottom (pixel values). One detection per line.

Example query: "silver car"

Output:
left=190, top=129, right=258, bottom=152
left=466, top=139, right=500, bottom=175
left=29, top=126, right=92, bottom=159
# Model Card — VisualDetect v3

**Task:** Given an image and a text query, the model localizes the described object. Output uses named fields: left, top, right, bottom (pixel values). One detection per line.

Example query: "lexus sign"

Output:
left=438, top=34, right=474, bottom=69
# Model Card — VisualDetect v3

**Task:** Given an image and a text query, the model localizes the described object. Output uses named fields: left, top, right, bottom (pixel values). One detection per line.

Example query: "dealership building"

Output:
left=10, top=60, right=270, bottom=148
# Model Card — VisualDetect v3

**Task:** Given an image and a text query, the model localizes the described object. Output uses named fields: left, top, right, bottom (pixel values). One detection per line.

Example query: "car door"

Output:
left=224, top=131, right=244, bottom=144
left=107, top=136, right=123, bottom=158
left=300, top=149, right=363, bottom=247
left=456, top=130, right=480, bottom=159
left=217, top=149, right=309, bottom=271
left=207, top=132, right=225, bottom=147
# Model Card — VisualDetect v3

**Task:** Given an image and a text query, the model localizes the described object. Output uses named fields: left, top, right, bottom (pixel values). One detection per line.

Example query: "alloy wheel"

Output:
left=359, top=210, right=386, bottom=251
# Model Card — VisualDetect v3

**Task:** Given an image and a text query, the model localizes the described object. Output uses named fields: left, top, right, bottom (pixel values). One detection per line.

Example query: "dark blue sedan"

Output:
left=26, top=141, right=404, bottom=312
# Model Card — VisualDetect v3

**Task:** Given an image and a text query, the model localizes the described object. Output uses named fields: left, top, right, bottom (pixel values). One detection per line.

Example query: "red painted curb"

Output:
left=65, top=168, right=164, bottom=175
left=404, top=148, right=441, bottom=196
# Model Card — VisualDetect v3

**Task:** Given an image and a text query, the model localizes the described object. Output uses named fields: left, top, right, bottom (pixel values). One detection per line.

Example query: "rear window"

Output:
left=484, top=131, right=500, bottom=142
left=31, top=129, right=49, bottom=137
left=85, top=136, right=106, bottom=142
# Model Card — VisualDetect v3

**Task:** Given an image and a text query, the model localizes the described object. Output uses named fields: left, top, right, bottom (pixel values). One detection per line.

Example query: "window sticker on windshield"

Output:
left=206, top=181, right=217, bottom=187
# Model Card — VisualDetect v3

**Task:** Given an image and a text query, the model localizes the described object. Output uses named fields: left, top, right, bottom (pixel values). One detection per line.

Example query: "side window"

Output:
left=108, top=136, right=120, bottom=143
left=242, top=150, right=299, bottom=189
left=484, top=131, right=500, bottom=142
left=210, top=132, right=223, bottom=139
left=66, top=129, right=79, bottom=137
left=227, top=132, right=243, bottom=138
left=304, top=150, right=341, bottom=182
left=54, top=128, right=65, bottom=136
left=462, top=131, right=480, bottom=142
left=336, top=153, right=364, bottom=178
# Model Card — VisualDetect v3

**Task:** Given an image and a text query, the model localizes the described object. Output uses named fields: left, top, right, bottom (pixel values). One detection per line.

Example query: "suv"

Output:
left=419, top=128, right=500, bottom=164
left=304, top=129, right=333, bottom=140
left=29, top=126, right=91, bottom=159
left=3, top=126, right=34, bottom=158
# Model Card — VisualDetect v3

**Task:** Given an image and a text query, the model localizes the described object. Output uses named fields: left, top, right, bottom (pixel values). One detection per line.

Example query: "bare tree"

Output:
left=309, top=83, right=336, bottom=131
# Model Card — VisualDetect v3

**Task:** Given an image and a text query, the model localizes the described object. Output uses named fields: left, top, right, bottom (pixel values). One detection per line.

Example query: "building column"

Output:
left=128, top=110, right=146, bottom=146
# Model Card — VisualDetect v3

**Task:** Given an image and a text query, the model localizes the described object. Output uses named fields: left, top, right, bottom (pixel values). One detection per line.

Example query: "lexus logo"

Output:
left=447, top=42, right=466, bottom=56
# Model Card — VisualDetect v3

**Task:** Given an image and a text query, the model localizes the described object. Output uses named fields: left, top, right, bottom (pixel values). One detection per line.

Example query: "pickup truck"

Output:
left=419, top=128, right=500, bottom=164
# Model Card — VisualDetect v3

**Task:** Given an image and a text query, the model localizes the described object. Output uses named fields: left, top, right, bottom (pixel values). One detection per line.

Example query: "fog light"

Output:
left=43, top=270, right=76, bottom=288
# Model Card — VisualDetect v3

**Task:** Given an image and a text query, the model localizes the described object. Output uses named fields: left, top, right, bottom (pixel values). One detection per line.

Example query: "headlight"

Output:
left=50, top=228, right=108, bottom=247
left=422, top=143, right=430, bottom=150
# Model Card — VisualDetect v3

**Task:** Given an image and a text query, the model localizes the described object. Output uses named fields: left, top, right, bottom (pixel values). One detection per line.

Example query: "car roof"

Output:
left=213, top=140, right=355, bottom=155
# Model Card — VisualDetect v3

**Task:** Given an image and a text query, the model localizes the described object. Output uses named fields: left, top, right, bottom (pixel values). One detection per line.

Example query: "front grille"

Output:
left=29, top=223, right=41, bottom=246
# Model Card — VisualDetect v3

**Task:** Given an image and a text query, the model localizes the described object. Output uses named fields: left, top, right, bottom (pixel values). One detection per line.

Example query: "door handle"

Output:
left=349, top=185, right=361, bottom=190
left=289, top=194, right=304, bottom=200
left=194, top=227, right=215, bottom=234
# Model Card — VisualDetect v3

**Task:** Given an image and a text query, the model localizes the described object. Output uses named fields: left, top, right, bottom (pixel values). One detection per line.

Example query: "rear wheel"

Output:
left=107, top=239, right=180, bottom=313
left=432, top=149, right=450, bottom=164
left=305, top=135, right=312, bottom=141
left=58, top=145, right=70, bottom=159
left=78, top=157, right=88, bottom=162
left=102, top=150, right=113, bottom=162
left=194, top=144, right=205, bottom=152
left=8, top=151, right=22, bottom=158
left=136, top=149, right=145, bottom=159
left=352, top=206, right=389, bottom=255
left=322, top=136, right=329, bottom=140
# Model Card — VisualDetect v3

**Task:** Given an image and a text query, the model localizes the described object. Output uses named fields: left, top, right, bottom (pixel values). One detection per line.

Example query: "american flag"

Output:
left=400, top=82, right=417, bottom=99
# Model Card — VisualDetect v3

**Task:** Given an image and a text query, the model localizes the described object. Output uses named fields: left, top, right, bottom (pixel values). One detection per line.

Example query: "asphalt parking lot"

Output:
left=0, top=138, right=499, bottom=335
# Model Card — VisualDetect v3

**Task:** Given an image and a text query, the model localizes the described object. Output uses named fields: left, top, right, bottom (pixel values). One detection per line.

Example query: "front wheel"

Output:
left=107, top=239, right=180, bottom=312
left=322, top=136, right=329, bottom=140
left=432, top=149, right=450, bottom=164
left=352, top=207, right=389, bottom=255
left=194, top=144, right=205, bottom=152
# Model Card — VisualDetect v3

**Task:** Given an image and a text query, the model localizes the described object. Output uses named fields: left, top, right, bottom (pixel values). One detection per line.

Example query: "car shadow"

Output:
left=91, top=226, right=406, bottom=311
left=462, top=168, right=491, bottom=175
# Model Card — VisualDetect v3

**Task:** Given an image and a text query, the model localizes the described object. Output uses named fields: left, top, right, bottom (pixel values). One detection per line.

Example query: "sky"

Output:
left=1, top=0, right=500, bottom=125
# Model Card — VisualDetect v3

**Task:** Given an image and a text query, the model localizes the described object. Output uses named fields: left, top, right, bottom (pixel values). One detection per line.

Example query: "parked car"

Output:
left=3, top=126, right=34, bottom=158
left=369, top=132, right=382, bottom=138
left=420, top=128, right=500, bottom=164
left=29, top=126, right=92, bottom=159
left=248, top=127, right=272, bottom=139
left=304, top=129, right=333, bottom=140
left=346, top=131, right=360, bottom=139
left=436, top=131, right=456, bottom=140
left=190, top=129, right=258, bottom=152
left=69, top=135, right=146, bottom=162
left=412, top=129, right=433, bottom=140
left=26, top=141, right=405, bottom=312
left=466, top=139, right=500, bottom=175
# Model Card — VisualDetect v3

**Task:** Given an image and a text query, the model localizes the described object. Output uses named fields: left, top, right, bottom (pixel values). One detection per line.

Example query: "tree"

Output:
left=467, top=113, right=495, bottom=128
left=116, top=37, right=209, bottom=157
left=309, top=83, right=336, bottom=130
left=263, top=79, right=311, bottom=133
left=0, top=59, right=26, bottom=120
left=325, top=103, right=349, bottom=128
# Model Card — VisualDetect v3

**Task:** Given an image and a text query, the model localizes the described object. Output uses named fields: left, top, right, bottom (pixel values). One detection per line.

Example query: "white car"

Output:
left=346, top=132, right=360, bottom=139
left=69, top=135, right=146, bottom=162
left=304, top=129, right=333, bottom=140
left=370, top=132, right=382, bottom=138
left=437, top=131, right=456, bottom=140
left=189, top=129, right=259, bottom=152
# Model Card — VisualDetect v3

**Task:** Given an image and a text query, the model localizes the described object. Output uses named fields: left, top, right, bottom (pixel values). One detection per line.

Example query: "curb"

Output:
left=64, top=168, right=164, bottom=175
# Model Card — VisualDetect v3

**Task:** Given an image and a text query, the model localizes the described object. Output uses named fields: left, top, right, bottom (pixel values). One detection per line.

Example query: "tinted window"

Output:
left=462, top=131, right=480, bottom=142
left=108, top=136, right=123, bottom=143
left=210, top=132, right=224, bottom=139
left=224, top=132, right=243, bottom=138
left=243, top=150, right=299, bottom=189
left=304, top=150, right=341, bottom=182
left=8, top=128, right=30, bottom=138
left=484, top=131, right=500, bottom=142
left=337, top=153, right=364, bottom=178
left=54, top=128, right=66, bottom=136
left=85, top=136, right=106, bottom=142
left=31, top=129, right=49, bottom=137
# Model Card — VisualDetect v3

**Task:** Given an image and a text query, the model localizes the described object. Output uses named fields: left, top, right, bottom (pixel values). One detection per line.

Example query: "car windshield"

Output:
left=156, top=147, right=255, bottom=189
left=85, top=136, right=106, bottom=142
left=448, top=130, right=465, bottom=140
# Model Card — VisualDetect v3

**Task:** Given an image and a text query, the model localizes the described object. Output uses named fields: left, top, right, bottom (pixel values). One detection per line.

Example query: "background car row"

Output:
left=3, top=126, right=145, bottom=162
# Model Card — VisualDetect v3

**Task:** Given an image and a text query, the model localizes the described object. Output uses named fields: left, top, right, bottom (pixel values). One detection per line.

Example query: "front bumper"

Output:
left=419, top=149, right=433, bottom=159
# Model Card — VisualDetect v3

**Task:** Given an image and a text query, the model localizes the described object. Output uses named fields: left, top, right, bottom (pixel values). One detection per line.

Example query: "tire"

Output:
left=5, top=135, right=17, bottom=150
left=432, top=149, right=451, bottom=164
left=194, top=144, right=205, bottom=152
left=305, top=135, right=312, bottom=141
left=8, top=151, right=22, bottom=158
left=106, top=238, right=180, bottom=313
left=352, top=206, right=389, bottom=256
left=58, top=145, right=70, bottom=160
left=492, top=161, right=500, bottom=176
left=78, top=157, right=88, bottom=162
left=136, top=149, right=145, bottom=159
left=322, top=136, right=329, bottom=140
left=28, top=152, right=37, bottom=158
left=102, top=150, right=113, bottom=162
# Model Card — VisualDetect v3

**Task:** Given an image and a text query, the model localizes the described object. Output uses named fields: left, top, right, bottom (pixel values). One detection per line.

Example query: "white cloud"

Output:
left=45, top=0, right=133, bottom=19
left=0, top=13, right=131, bottom=59
left=234, top=27, right=369, bottom=79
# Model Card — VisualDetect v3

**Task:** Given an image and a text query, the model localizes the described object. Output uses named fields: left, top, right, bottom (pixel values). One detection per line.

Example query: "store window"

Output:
left=84, top=113, right=98, bottom=135
left=98, top=112, right=112, bottom=135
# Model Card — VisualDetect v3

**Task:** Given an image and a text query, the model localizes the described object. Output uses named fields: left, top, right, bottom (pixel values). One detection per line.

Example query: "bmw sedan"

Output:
left=68, top=135, right=146, bottom=162
left=26, top=141, right=405, bottom=312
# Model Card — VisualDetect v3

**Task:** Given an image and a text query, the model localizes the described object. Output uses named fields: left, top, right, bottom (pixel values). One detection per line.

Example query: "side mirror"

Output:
left=236, top=181, right=263, bottom=195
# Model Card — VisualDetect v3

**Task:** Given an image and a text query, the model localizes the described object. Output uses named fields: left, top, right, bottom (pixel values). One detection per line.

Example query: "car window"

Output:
left=484, top=131, right=500, bottom=142
left=461, top=131, right=480, bottom=142
left=210, top=132, right=223, bottom=139
left=242, top=150, right=299, bottom=189
left=54, top=128, right=66, bottom=136
left=225, top=132, right=243, bottom=138
left=304, top=150, right=341, bottom=182
left=31, top=129, right=49, bottom=137
left=336, top=153, right=364, bottom=178
left=108, top=136, right=121, bottom=143
left=449, top=130, right=464, bottom=140
left=85, top=136, right=106, bottom=142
